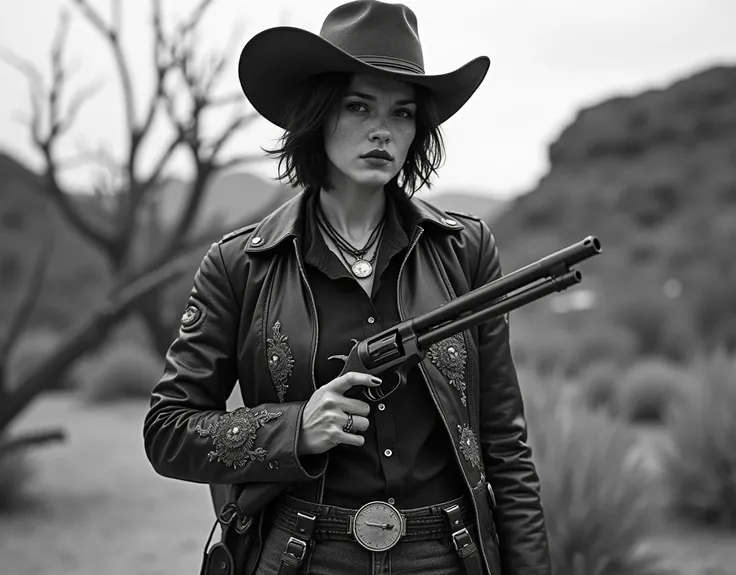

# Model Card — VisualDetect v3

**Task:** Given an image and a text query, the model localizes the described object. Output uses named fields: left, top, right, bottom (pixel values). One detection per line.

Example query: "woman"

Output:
left=143, top=1, right=551, bottom=574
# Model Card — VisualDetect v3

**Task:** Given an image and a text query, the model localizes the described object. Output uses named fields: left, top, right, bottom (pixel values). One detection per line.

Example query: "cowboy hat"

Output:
left=238, top=0, right=490, bottom=128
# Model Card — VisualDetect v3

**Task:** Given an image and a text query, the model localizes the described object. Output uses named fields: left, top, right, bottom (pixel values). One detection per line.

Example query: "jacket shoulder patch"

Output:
left=180, top=303, right=204, bottom=331
left=219, top=223, right=258, bottom=245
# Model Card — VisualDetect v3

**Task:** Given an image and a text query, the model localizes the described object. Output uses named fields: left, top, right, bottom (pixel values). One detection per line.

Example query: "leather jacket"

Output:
left=143, top=190, right=551, bottom=575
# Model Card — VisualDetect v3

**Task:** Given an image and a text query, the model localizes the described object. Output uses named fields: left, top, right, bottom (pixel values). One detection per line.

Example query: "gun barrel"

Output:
left=417, top=270, right=582, bottom=348
left=412, top=236, right=600, bottom=335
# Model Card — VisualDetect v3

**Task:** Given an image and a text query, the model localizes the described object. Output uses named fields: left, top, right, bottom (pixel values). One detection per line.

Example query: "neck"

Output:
left=318, top=180, right=386, bottom=239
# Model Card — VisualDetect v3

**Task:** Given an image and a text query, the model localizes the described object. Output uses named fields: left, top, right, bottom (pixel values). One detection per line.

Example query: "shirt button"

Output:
left=388, top=497, right=395, bottom=505
left=251, top=236, right=262, bottom=246
left=378, top=403, right=386, bottom=411
left=268, top=460, right=279, bottom=470
left=384, top=449, right=393, bottom=457
left=367, top=316, right=375, bottom=324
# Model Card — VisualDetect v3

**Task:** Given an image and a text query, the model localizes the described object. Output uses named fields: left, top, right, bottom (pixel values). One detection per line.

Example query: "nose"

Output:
left=369, top=122, right=391, bottom=143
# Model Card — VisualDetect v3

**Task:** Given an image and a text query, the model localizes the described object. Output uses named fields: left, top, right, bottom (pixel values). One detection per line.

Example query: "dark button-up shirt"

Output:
left=302, top=192, right=465, bottom=509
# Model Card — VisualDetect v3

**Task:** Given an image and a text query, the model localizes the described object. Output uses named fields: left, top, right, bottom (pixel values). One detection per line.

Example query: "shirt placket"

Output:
left=364, top=309, right=404, bottom=505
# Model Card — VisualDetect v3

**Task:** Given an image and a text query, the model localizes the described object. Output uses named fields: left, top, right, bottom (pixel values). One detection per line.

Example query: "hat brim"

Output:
left=238, top=26, right=490, bottom=128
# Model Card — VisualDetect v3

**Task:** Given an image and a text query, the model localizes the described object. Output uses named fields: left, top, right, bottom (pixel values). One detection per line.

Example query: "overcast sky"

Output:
left=1, top=0, right=734, bottom=199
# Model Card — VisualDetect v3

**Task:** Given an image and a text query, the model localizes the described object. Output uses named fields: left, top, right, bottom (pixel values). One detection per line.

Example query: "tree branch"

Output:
left=141, top=135, right=182, bottom=190
left=71, top=0, right=137, bottom=137
left=180, top=0, right=216, bottom=36
left=1, top=11, right=119, bottom=256
left=207, top=110, right=259, bottom=156
left=138, top=0, right=170, bottom=139
left=142, top=186, right=289, bottom=276
left=0, top=429, right=66, bottom=458
left=57, top=78, right=104, bottom=134
left=0, top=229, right=54, bottom=368
left=0, top=49, right=47, bottom=144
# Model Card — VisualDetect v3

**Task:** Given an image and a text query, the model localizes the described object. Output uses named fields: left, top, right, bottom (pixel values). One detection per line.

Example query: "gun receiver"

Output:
left=335, top=236, right=602, bottom=400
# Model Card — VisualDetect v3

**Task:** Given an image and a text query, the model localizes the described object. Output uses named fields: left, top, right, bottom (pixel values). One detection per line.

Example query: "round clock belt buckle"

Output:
left=351, top=501, right=407, bottom=552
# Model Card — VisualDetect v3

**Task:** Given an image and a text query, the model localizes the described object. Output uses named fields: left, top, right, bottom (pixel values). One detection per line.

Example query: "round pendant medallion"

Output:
left=352, top=260, right=373, bottom=278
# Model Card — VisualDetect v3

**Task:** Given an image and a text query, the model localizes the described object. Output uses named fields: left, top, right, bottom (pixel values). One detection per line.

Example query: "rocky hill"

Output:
left=489, top=65, right=736, bottom=363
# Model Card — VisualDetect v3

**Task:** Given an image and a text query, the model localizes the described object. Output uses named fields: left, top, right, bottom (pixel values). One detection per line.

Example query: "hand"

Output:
left=297, top=372, right=382, bottom=455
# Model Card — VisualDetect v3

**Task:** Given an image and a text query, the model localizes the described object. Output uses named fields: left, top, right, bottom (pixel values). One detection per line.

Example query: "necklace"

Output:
left=316, top=204, right=386, bottom=278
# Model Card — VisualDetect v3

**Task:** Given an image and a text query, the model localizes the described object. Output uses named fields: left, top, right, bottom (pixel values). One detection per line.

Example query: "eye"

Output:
left=394, top=108, right=416, bottom=119
left=346, top=101, right=368, bottom=113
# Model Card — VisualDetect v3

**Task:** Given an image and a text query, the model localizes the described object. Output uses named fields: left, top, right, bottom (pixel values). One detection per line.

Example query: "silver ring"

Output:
left=343, top=413, right=354, bottom=433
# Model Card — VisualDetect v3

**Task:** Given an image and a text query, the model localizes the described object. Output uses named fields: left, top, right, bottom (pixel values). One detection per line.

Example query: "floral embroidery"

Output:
left=427, top=334, right=468, bottom=405
left=196, top=407, right=282, bottom=469
left=457, top=424, right=482, bottom=470
left=266, top=321, right=295, bottom=402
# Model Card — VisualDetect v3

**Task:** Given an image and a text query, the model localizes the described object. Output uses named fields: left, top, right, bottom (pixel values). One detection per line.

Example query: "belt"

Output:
left=268, top=494, right=484, bottom=575
left=267, top=494, right=475, bottom=549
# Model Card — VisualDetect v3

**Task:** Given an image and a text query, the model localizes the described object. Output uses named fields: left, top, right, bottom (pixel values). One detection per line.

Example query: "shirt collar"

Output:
left=244, top=189, right=465, bottom=254
left=303, top=190, right=409, bottom=277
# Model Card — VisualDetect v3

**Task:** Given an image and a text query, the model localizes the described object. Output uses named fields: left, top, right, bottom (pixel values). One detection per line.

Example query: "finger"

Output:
left=338, top=430, right=365, bottom=448
left=348, top=414, right=370, bottom=433
left=329, top=372, right=382, bottom=395
left=336, top=396, right=372, bottom=417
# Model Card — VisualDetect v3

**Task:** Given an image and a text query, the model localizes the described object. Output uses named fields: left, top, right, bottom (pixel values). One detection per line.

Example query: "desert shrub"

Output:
left=76, top=341, right=163, bottom=403
left=612, top=295, right=700, bottom=362
left=510, top=320, right=579, bottom=375
left=521, top=370, right=671, bottom=575
left=0, top=449, right=33, bottom=513
left=577, top=360, right=623, bottom=416
left=7, top=329, right=76, bottom=390
left=571, top=323, right=639, bottom=374
left=615, top=358, right=694, bottom=424
left=663, top=350, right=736, bottom=528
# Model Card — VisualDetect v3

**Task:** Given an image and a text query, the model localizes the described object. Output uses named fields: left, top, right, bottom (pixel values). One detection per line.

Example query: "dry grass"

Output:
left=0, top=395, right=214, bottom=575
left=1, top=396, right=736, bottom=575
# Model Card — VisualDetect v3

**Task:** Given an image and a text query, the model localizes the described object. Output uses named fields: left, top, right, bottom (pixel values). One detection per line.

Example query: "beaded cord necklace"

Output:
left=316, top=204, right=386, bottom=278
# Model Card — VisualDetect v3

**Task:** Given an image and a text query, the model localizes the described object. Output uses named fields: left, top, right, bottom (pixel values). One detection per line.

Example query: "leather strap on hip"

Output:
left=443, top=504, right=484, bottom=575
left=277, top=511, right=316, bottom=575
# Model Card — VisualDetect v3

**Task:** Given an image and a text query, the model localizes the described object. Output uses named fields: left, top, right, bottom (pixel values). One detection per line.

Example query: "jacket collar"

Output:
left=245, top=189, right=465, bottom=253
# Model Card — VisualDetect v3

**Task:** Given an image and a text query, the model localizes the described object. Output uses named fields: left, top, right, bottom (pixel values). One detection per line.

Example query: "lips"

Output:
left=361, top=149, right=393, bottom=161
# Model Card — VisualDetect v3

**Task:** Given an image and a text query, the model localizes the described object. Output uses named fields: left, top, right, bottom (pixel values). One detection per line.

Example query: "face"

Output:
left=323, top=73, right=417, bottom=191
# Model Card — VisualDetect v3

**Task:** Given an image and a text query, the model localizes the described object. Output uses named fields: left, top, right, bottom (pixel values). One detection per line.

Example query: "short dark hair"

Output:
left=264, top=73, right=445, bottom=197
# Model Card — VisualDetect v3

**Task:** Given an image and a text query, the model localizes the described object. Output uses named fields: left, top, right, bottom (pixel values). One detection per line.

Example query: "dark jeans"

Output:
left=255, top=521, right=467, bottom=574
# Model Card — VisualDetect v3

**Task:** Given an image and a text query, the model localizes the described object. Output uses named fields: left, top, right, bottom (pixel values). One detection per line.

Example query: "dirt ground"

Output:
left=0, top=396, right=213, bottom=575
left=2, top=396, right=736, bottom=575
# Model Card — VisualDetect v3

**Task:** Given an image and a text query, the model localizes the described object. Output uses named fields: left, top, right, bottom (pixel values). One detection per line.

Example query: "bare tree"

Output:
left=0, top=228, right=67, bottom=452
left=3, top=0, right=282, bottom=354
left=0, top=0, right=286, bottom=435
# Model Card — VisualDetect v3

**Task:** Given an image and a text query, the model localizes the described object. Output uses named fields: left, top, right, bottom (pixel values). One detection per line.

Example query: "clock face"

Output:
left=353, top=502, right=404, bottom=551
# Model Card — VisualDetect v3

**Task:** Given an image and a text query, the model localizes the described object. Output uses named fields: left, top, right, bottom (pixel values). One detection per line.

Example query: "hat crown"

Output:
left=319, top=1, right=425, bottom=74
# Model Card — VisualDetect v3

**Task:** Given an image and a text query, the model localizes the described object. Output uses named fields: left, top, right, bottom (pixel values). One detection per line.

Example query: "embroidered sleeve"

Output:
left=196, top=407, right=283, bottom=469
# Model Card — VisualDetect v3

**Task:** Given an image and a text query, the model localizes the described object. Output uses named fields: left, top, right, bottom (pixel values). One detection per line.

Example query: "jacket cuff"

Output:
left=231, top=401, right=327, bottom=483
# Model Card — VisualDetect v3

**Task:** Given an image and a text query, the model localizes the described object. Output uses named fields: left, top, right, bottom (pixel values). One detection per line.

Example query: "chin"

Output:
left=350, top=171, right=397, bottom=189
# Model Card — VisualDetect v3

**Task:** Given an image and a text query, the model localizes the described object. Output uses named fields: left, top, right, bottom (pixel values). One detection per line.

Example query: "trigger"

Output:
left=328, top=339, right=360, bottom=363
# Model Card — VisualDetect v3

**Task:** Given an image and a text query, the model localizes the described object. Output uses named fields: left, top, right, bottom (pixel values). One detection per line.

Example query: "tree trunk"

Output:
left=136, top=290, right=180, bottom=357
left=0, top=429, right=66, bottom=457
left=0, top=255, right=196, bottom=432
